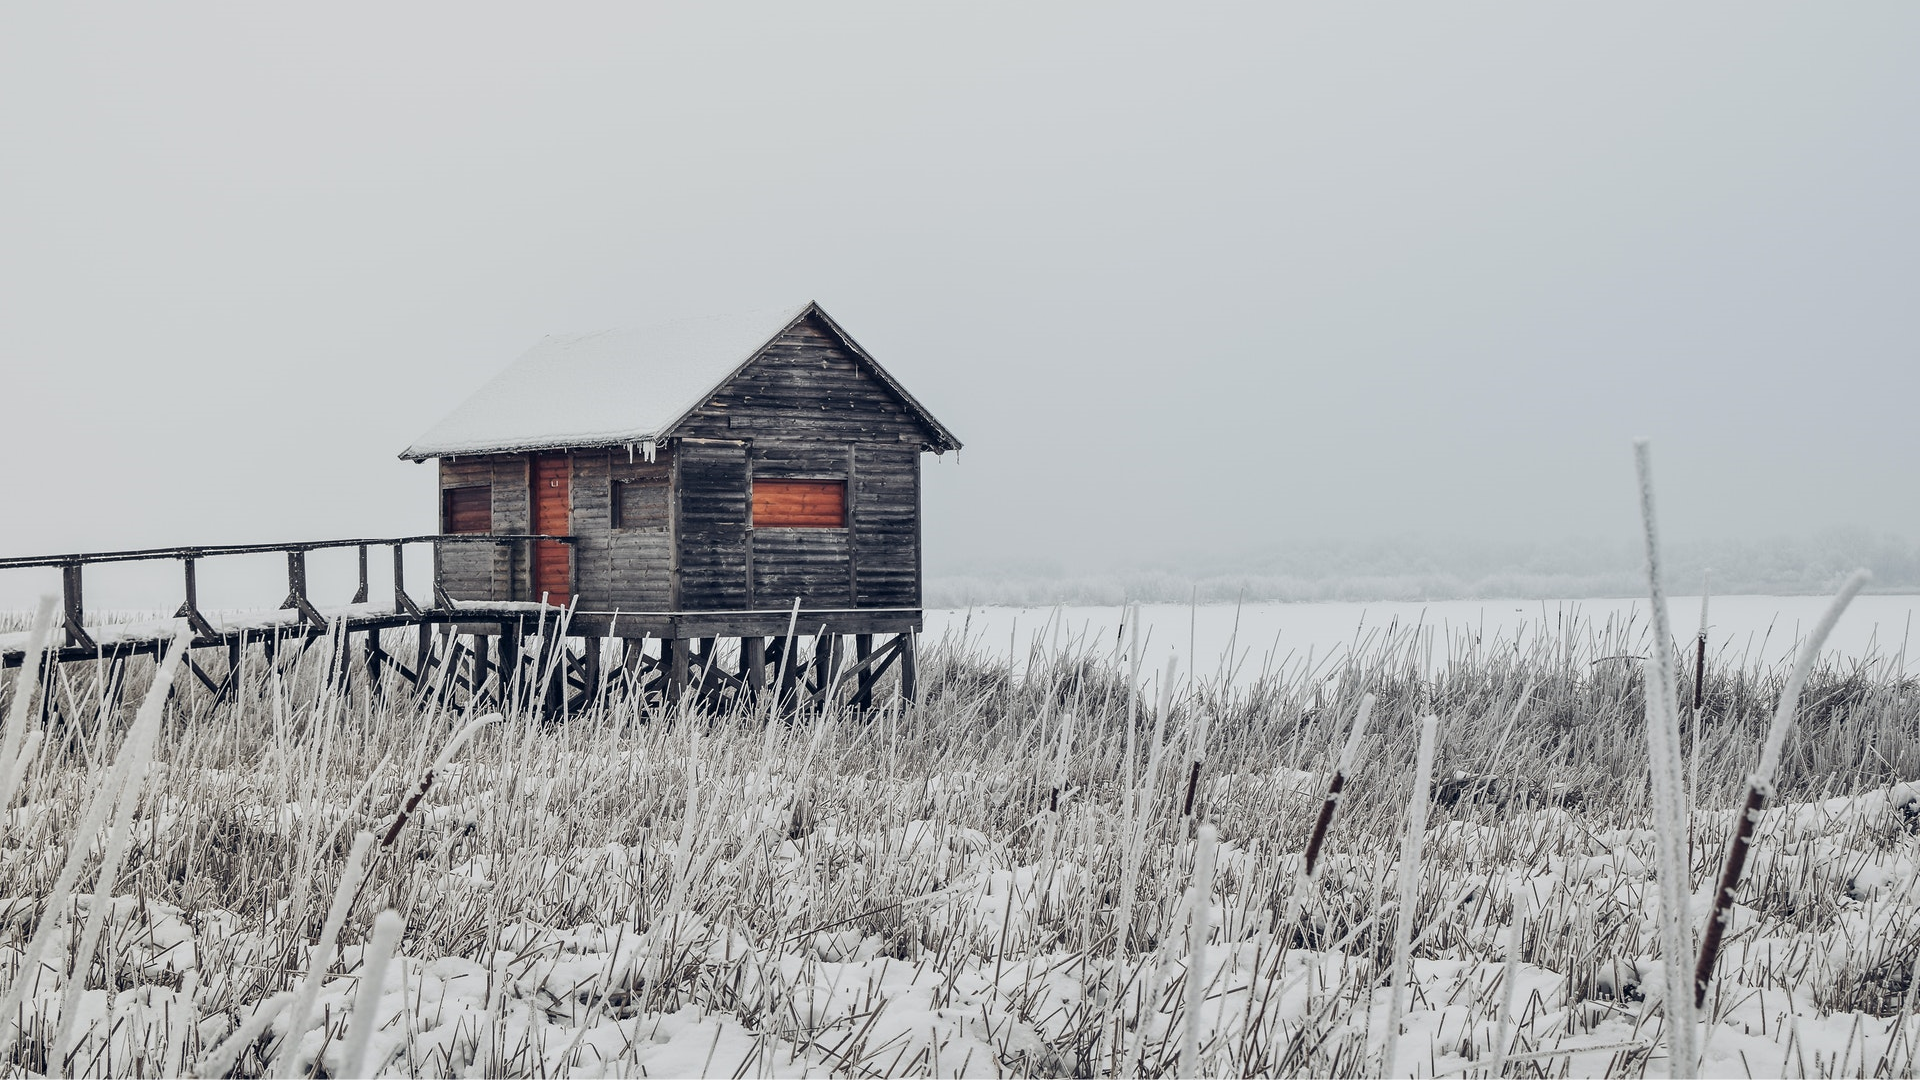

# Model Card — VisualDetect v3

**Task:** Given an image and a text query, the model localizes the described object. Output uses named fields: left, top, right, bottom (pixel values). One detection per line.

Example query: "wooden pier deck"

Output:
left=1, top=535, right=920, bottom=714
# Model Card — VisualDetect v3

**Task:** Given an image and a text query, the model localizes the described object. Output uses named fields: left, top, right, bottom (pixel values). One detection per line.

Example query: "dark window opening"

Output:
left=752, top=479, right=846, bottom=528
left=443, top=485, right=493, bottom=534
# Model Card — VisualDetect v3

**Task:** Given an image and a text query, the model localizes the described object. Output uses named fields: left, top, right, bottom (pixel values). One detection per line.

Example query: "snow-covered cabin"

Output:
left=401, top=302, right=960, bottom=633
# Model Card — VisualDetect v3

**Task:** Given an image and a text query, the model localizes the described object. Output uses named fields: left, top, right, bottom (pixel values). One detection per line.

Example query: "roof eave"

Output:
left=398, top=432, right=667, bottom=462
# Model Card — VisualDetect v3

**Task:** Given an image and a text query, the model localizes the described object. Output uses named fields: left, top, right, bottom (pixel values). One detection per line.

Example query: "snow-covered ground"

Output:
left=7, top=774, right=1917, bottom=1077
left=1, top=597, right=1916, bottom=1076
left=926, top=594, right=1920, bottom=686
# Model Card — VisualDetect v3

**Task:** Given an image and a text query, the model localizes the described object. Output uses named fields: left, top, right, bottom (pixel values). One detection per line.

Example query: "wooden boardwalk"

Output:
left=1, top=535, right=918, bottom=714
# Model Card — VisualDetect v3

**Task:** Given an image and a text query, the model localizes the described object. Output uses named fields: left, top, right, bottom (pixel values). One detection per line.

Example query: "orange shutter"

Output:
left=752, top=480, right=846, bottom=528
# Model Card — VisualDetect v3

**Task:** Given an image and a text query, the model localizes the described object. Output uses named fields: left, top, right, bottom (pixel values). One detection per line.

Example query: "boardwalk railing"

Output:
left=0, top=535, right=573, bottom=651
left=2, top=534, right=917, bottom=713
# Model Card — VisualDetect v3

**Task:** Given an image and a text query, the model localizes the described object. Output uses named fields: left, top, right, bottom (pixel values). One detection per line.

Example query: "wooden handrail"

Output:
left=0, top=534, right=573, bottom=571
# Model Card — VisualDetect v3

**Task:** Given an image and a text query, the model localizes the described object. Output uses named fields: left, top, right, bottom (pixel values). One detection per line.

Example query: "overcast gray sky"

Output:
left=4, top=5, right=1917, bottom=588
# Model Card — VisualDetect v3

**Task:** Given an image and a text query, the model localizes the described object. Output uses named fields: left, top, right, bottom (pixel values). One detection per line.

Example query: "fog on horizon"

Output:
left=4, top=5, right=1917, bottom=608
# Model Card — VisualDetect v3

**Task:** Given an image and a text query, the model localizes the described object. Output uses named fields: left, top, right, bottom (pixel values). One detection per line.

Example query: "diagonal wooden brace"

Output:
left=174, top=557, right=222, bottom=640
left=60, top=562, right=96, bottom=651
left=281, top=550, right=328, bottom=630
left=392, top=544, right=423, bottom=617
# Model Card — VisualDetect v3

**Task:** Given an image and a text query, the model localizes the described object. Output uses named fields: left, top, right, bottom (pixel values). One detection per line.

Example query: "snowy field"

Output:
left=925, top=595, right=1920, bottom=688
left=0, top=596, right=1915, bottom=1077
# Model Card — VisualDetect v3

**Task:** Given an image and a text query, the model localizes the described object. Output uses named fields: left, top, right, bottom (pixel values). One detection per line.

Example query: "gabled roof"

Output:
left=399, top=301, right=960, bottom=460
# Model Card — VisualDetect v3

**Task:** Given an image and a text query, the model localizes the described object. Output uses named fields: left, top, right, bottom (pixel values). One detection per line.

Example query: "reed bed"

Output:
left=0, top=605, right=1915, bottom=1077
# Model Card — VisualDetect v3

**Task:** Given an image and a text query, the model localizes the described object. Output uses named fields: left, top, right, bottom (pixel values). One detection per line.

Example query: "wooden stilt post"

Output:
left=852, top=634, right=873, bottom=712
left=668, top=638, right=690, bottom=704
left=773, top=637, right=797, bottom=718
left=541, top=633, right=566, bottom=719
left=364, top=628, right=386, bottom=700
left=435, top=632, right=468, bottom=706
left=899, top=632, right=918, bottom=704
left=107, top=654, right=129, bottom=714
left=223, top=635, right=241, bottom=705
left=414, top=623, right=432, bottom=691
left=580, top=634, right=602, bottom=709
left=814, top=634, right=841, bottom=711
left=473, top=632, right=494, bottom=703
left=498, top=621, right=521, bottom=710
left=692, top=636, right=716, bottom=707
left=743, top=637, right=767, bottom=703
left=618, top=637, right=642, bottom=699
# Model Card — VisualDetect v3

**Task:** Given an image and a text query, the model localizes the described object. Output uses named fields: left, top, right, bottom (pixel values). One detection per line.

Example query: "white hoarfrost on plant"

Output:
left=0, top=577, right=1916, bottom=1077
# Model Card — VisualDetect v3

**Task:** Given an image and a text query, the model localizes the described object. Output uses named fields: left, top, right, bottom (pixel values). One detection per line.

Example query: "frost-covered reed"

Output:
left=0, top=531, right=1914, bottom=1076
left=1634, top=440, right=1698, bottom=1077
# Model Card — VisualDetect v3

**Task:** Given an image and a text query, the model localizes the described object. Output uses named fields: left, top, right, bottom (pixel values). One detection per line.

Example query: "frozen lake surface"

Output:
left=925, top=594, right=1920, bottom=686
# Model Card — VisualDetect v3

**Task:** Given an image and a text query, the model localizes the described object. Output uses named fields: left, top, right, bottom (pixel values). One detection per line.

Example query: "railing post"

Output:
left=393, top=543, right=422, bottom=617
left=353, top=544, right=370, bottom=604
left=61, top=561, right=95, bottom=651
left=432, top=540, right=455, bottom=610
left=282, top=549, right=325, bottom=629
left=175, top=555, right=220, bottom=639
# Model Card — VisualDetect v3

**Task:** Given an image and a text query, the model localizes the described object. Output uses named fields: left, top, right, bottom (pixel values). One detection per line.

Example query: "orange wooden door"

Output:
left=531, top=455, right=571, bottom=606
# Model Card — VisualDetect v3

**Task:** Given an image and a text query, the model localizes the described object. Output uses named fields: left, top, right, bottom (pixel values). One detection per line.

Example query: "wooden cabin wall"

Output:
left=851, top=447, right=919, bottom=607
left=673, top=314, right=929, bottom=611
left=572, top=449, right=675, bottom=609
left=674, top=440, right=751, bottom=609
left=436, top=456, right=528, bottom=601
left=749, top=445, right=853, bottom=607
left=676, top=317, right=932, bottom=445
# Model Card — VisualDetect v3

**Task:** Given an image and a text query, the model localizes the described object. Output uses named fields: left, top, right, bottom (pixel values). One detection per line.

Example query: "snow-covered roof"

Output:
left=400, top=303, right=806, bottom=460
left=401, top=301, right=956, bottom=460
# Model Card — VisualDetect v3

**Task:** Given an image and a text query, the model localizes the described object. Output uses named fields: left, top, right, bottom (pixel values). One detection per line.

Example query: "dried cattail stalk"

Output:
left=381, top=712, right=502, bottom=847
left=1693, top=570, right=1869, bottom=1011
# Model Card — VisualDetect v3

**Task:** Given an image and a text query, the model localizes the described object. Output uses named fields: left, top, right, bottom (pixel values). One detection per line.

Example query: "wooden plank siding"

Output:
left=602, top=452, right=675, bottom=609
left=674, top=440, right=750, bottom=610
left=436, top=456, right=527, bottom=601
left=751, top=529, right=852, bottom=607
left=673, top=318, right=932, bottom=447
left=851, top=447, right=919, bottom=608
left=431, top=313, right=937, bottom=614
left=673, top=314, right=931, bottom=612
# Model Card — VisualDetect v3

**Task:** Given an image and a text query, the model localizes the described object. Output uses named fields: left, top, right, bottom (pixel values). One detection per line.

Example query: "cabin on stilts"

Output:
left=399, top=300, right=962, bottom=709
left=0, top=301, right=958, bottom=717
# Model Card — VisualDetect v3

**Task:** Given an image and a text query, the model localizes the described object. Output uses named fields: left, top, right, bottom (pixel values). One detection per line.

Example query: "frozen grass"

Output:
left=0, top=608, right=1915, bottom=1077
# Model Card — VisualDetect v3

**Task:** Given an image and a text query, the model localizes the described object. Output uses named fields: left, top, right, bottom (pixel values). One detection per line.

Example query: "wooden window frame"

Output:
left=751, top=477, right=848, bottom=530
left=441, top=484, right=493, bottom=534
